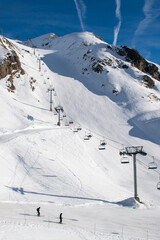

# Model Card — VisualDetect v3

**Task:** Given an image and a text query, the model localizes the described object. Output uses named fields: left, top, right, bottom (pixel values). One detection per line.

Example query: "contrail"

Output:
left=132, top=0, right=160, bottom=48
left=113, top=0, right=121, bottom=46
left=73, top=0, right=86, bottom=32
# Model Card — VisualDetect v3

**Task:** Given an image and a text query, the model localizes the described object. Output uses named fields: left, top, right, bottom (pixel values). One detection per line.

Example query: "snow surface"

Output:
left=0, top=32, right=160, bottom=239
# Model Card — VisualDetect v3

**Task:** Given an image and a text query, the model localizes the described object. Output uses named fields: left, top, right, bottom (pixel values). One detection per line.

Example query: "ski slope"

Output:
left=0, top=202, right=159, bottom=240
left=0, top=32, right=160, bottom=239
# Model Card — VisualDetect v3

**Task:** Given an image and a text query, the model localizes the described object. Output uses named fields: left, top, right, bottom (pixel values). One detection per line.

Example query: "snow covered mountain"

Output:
left=0, top=31, right=160, bottom=210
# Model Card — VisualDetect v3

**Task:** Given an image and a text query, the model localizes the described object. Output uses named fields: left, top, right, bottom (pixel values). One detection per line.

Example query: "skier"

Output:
left=59, top=213, right=62, bottom=223
left=37, top=207, right=40, bottom=216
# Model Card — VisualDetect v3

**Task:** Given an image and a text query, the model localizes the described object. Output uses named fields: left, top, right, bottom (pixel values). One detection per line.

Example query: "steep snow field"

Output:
left=0, top=32, right=160, bottom=239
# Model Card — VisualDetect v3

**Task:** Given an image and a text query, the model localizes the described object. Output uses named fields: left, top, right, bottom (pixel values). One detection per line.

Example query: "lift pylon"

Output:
left=119, top=146, right=147, bottom=201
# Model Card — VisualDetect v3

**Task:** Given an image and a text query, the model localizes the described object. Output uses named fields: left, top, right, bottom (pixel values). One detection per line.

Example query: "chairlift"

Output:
left=100, top=139, right=106, bottom=146
left=73, top=128, right=78, bottom=133
left=77, top=126, right=82, bottom=131
left=69, top=120, right=73, bottom=124
left=65, top=121, right=69, bottom=126
left=84, top=132, right=90, bottom=140
left=156, top=175, right=160, bottom=190
left=120, top=156, right=129, bottom=164
left=119, top=146, right=126, bottom=156
left=84, top=135, right=90, bottom=140
left=157, top=182, right=160, bottom=190
left=63, top=113, right=66, bottom=118
left=86, top=132, right=92, bottom=138
left=148, top=157, right=157, bottom=169
left=98, top=145, right=106, bottom=150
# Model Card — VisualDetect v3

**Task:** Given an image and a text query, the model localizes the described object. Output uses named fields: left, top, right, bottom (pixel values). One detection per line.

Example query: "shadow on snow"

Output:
left=6, top=186, right=138, bottom=208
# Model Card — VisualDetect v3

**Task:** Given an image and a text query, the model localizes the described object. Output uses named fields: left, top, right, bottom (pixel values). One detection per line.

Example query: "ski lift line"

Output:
left=56, top=100, right=160, bottom=164
left=51, top=90, right=125, bottom=148
left=46, top=79, right=160, bottom=159
left=66, top=113, right=125, bottom=148
left=65, top=104, right=160, bottom=162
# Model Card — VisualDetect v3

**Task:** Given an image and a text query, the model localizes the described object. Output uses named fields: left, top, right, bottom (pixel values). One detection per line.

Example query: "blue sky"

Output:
left=0, top=0, right=160, bottom=64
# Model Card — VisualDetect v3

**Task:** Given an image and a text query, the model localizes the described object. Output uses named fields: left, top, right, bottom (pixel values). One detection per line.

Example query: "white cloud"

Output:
left=73, top=0, right=86, bottom=32
left=132, top=0, right=160, bottom=48
left=113, top=0, right=122, bottom=46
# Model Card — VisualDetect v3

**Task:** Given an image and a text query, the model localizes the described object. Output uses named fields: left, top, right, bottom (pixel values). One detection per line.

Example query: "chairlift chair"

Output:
left=86, top=132, right=92, bottom=138
left=157, top=175, right=160, bottom=190
left=148, top=157, right=157, bottom=169
left=148, top=161, right=157, bottom=169
left=73, top=128, right=78, bottom=133
left=84, top=134, right=90, bottom=140
left=65, top=121, right=69, bottom=126
left=84, top=136, right=90, bottom=140
left=157, top=182, right=160, bottom=190
left=77, top=126, right=82, bottom=131
left=69, top=120, right=73, bottom=124
left=100, top=140, right=106, bottom=146
left=120, top=156, right=129, bottom=164
left=119, top=147, right=126, bottom=156
left=98, top=145, right=106, bottom=150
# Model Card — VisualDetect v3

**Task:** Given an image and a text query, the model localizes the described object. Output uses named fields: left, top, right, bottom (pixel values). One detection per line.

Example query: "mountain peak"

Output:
left=0, top=31, right=160, bottom=207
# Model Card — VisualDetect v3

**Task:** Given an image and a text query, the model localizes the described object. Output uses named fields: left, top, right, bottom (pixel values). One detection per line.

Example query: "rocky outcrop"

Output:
left=117, top=46, right=160, bottom=81
left=0, top=49, right=25, bottom=92
left=0, top=50, right=24, bottom=79
left=142, top=75, right=154, bottom=88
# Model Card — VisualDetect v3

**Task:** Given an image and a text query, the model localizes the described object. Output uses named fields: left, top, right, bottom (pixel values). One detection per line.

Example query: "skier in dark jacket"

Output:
left=59, top=213, right=62, bottom=223
left=37, top=207, right=40, bottom=216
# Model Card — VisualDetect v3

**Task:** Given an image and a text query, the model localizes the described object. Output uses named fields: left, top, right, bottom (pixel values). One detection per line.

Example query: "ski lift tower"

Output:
left=38, top=57, right=41, bottom=72
left=120, top=146, right=147, bottom=201
left=55, top=105, right=63, bottom=126
left=48, top=87, right=55, bottom=111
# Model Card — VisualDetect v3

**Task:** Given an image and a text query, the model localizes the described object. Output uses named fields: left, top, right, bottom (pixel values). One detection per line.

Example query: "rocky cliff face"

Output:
left=116, top=46, right=160, bottom=82
left=0, top=50, right=25, bottom=80
left=0, top=37, right=25, bottom=92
